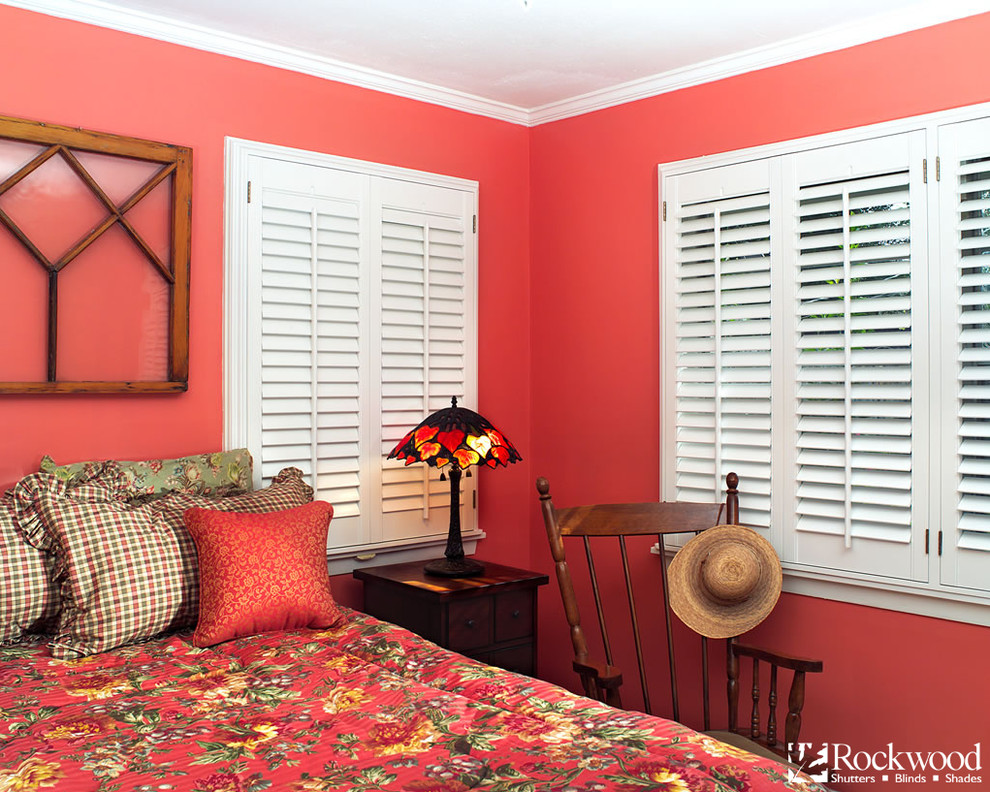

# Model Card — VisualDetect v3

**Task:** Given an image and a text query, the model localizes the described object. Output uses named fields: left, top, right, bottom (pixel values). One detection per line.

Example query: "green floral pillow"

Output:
left=39, top=449, right=254, bottom=497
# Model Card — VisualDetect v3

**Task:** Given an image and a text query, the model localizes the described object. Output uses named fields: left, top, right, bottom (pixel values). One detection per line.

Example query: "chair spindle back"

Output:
left=537, top=474, right=738, bottom=718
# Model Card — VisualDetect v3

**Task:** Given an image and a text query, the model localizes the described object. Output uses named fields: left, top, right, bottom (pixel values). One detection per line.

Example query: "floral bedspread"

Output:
left=0, top=609, right=829, bottom=792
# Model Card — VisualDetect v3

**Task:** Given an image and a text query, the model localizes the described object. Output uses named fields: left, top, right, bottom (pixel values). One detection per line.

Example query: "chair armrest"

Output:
left=572, top=658, right=623, bottom=689
left=571, top=657, right=624, bottom=708
left=732, top=641, right=823, bottom=674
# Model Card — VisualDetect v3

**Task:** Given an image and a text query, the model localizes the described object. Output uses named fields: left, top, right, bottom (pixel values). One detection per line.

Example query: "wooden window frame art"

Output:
left=0, top=115, right=191, bottom=393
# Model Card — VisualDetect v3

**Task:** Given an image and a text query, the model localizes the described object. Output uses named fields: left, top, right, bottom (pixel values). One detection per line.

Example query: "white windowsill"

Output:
left=328, top=529, right=486, bottom=577
left=650, top=542, right=990, bottom=628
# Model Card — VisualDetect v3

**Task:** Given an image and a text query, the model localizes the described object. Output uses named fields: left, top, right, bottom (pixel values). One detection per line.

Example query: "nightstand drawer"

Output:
left=447, top=598, right=492, bottom=651
left=494, top=590, right=534, bottom=643
left=487, top=644, right=534, bottom=676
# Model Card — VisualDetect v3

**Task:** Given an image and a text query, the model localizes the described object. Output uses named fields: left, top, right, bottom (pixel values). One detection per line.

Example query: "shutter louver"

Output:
left=672, top=179, right=773, bottom=530
left=791, top=144, right=920, bottom=579
left=259, top=187, right=363, bottom=545
left=379, top=199, right=472, bottom=540
left=938, top=118, right=990, bottom=590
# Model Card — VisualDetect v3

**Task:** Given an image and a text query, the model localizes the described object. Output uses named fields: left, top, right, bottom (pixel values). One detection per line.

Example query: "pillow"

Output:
left=0, top=491, right=59, bottom=643
left=12, top=467, right=313, bottom=657
left=13, top=476, right=186, bottom=658
left=184, top=501, right=340, bottom=647
left=39, top=448, right=254, bottom=497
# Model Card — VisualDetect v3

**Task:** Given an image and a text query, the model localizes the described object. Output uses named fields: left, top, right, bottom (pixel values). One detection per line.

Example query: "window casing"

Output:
left=660, top=103, right=990, bottom=626
left=225, top=139, right=479, bottom=572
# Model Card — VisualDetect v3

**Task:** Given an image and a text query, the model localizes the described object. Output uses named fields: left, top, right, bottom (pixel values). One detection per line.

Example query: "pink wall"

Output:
left=529, top=14, right=990, bottom=792
left=3, top=4, right=990, bottom=789
left=0, top=4, right=532, bottom=572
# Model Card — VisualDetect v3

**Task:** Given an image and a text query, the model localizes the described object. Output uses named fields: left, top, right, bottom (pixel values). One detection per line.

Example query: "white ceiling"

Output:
left=8, top=0, right=990, bottom=123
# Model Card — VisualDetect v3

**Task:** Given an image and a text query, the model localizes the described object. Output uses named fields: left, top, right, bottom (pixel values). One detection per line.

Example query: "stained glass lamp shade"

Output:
left=388, top=396, right=521, bottom=577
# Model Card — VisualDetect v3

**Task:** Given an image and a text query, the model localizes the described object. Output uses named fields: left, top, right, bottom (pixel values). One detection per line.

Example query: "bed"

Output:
left=0, top=454, right=830, bottom=791
left=0, top=609, right=832, bottom=792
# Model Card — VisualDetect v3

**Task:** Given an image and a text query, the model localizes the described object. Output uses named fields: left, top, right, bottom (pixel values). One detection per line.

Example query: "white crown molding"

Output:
left=529, top=1, right=990, bottom=125
left=1, top=0, right=531, bottom=125
left=4, top=0, right=988, bottom=127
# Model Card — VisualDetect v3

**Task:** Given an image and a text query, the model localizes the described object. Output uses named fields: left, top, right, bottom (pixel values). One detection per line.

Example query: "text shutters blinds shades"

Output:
left=666, top=160, right=773, bottom=533
left=378, top=179, right=474, bottom=541
left=786, top=134, right=928, bottom=581
left=938, top=117, right=990, bottom=591
left=254, top=159, right=367, bottom=548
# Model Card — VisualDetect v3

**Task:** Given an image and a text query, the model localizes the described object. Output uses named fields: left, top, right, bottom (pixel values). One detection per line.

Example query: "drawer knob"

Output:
left=512, top=609, right=521, bottom=619
left=466, top=618, right=476, bottom=628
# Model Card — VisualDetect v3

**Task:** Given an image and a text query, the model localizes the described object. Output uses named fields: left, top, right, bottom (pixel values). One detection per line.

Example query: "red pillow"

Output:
left=184, top=501, right=341, bottom=647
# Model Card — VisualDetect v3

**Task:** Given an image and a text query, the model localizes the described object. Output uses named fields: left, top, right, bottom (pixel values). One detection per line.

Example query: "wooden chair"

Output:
left=536, top=473, right=823, bottom=762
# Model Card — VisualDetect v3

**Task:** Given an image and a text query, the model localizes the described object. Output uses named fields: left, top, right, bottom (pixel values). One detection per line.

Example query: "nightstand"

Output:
left=354, top=559, right=549, bottom=675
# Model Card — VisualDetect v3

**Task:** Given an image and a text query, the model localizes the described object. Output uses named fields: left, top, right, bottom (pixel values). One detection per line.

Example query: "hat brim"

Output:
left=668, top=524, right=782, bottom=639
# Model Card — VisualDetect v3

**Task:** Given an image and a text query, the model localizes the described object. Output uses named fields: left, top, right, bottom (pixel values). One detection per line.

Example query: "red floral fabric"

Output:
left=0, top=609, right=831, bottom=792
left=185, top=501, right=342, bottom=647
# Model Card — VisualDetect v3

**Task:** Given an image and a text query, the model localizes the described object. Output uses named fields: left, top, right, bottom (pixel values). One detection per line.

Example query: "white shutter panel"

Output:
left=377, top=180, right=476, bottom=542
left=937, top=117, right=990, bottom=590
left=786, top=134, right=927, bottom=580
left=254, top=159, right=366, bottom=549
left=664, top=161, right=773, bottom=532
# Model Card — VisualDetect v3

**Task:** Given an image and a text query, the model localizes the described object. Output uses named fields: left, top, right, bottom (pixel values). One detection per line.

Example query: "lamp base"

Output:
left=423, top=556, right=485, bottom=578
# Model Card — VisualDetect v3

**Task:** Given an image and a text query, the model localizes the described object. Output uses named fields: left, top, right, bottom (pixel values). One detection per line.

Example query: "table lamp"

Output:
left=388, top=396, right=521, bottom=577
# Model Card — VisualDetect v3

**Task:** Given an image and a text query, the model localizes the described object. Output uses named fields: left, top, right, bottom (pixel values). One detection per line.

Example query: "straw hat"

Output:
left=668, top=524, right=782, bottom=639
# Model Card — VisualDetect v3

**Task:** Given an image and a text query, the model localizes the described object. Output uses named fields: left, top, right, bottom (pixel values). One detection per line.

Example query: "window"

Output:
left=225, top=139, right=478, bottom=571
left=660, top=105, right=990, bottom=625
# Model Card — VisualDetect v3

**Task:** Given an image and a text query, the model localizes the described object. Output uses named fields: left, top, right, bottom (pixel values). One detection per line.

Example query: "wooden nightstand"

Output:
left=354, top=559, right=549, bottom=675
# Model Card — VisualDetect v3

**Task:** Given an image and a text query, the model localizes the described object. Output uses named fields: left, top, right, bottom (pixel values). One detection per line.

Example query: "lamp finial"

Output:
left=451, top=395, right=458, bottom=408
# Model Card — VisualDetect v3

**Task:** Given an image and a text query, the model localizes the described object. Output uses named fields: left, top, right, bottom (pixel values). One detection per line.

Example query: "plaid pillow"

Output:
left=12, top=476, right=179, bottom=658
left=0, top=492, right=59, bottom=643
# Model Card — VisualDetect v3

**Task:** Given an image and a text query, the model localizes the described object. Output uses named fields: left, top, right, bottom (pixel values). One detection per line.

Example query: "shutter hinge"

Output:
left=938, top=530, right=943, bottom=556
left=922, top=159, right=927, bottom=184
left=662, top=201, right=667, bottom=221
left=936, top=155, right=941, bottom=181
left=924, top=528, right=929, bottom=555
left=247, top=180, right=252, bottom=203
left=472, top=214, right=477, bottom=233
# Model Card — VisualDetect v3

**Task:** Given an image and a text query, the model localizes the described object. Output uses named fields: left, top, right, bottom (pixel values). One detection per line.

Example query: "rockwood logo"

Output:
left=786, top=742, right=982, bottom=785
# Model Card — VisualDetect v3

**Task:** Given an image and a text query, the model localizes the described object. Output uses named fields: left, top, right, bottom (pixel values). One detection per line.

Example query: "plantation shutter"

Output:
left=252, top=158, right=367, bottom=547
left=377, top=179, right=476, bottom=542
left=784, top=134, right=928, bottom=580
left=937, top=117, right=990, bottom=590
left=663, top=160, right=774, bottom=533
left=241, top=155, right=477, bottom=554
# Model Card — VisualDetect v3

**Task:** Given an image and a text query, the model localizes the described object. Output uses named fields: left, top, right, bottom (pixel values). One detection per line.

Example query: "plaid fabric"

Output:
left=11, top=467, right=128, bottom=552
left=0, top=492, right=59, bottom=643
